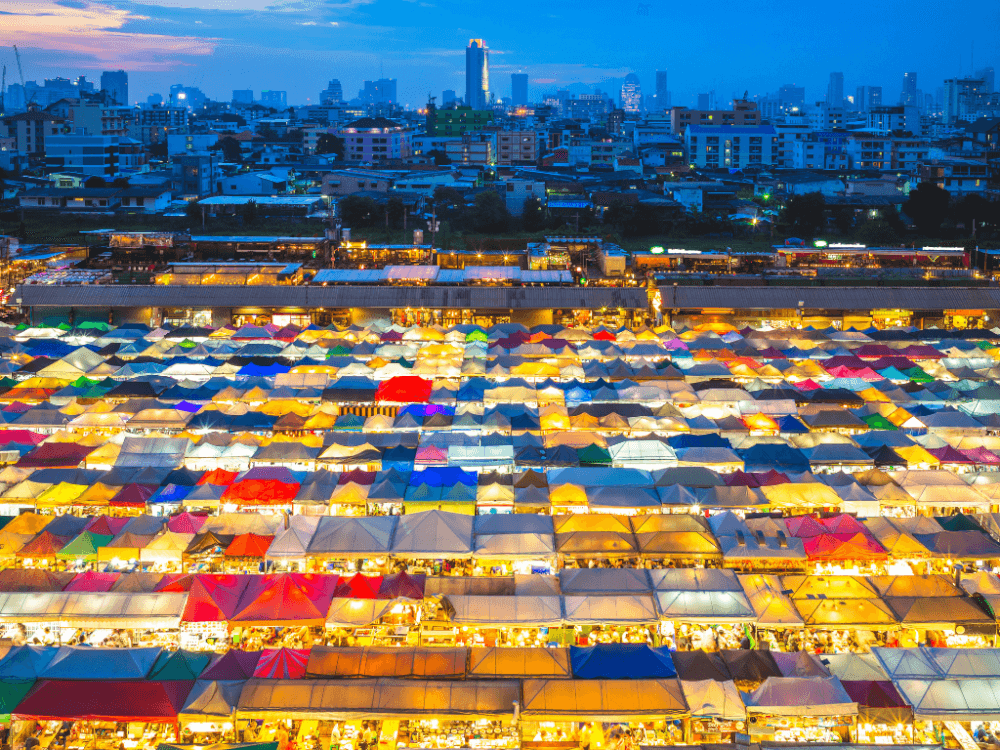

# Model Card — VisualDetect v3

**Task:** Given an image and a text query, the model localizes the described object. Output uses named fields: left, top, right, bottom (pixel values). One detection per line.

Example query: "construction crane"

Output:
left=13, top=46, right=31, bottom=106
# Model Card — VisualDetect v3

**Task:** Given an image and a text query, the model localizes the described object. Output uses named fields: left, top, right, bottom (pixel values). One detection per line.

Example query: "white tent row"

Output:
left=0, top=591, right=187, bottom=629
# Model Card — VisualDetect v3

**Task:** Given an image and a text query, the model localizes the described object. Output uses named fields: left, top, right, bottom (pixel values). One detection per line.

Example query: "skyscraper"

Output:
left=826, top=72, right=844, bottom=107
left=466, top=39, right=490, bottom=110
left=778, top=84, right=805, bottom=112
left=100, top=70, right=128, bottom=106
left=321, top=80, right=343, bottom=105
left=511, top=73, right=528, bottom=107
left=232, top=89, right=254, bottom=105
left=901, top=72, right=917, bottom=105
left=442, top=90, right=457, bottom=106
left=654, top=70, right=670, bottom=110
left=620, top=74, right=641, bottom=113
left=977, top=67, right=995, bottom=94
left=855, top=85, right=882, bottom=112
left=360, top=79, right=396, bottom=105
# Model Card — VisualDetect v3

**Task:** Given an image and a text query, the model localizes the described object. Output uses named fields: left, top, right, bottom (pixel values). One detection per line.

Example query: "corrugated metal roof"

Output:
left=18, top=285, right=648, bottom=310
left=665, top=286, right=1000, bottom=311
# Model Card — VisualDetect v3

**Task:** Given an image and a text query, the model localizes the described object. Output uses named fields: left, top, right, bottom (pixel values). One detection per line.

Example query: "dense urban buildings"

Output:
left=4, top=14, right=1000, bottom=747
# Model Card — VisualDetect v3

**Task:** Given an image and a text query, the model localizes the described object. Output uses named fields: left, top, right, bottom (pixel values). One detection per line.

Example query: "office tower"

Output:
left=232, top=90, right=254, bottom=105
left=360, top=78, right=397, bottom=105
left=620, top=74, right=641, bottom=113
left=442, top=90, right=457, bottom=106
left=465, top=39, right=490, bottom=110
left=778, top=83, right=805, bottom=113
left=511, top=73, right=528, bottom=107
left=100, top=71, right=127, bottom=105
left=901, top=72, right=917, bottom=105
left=977, top=67, right=995, bottom=94
left=826, top=72, right=844, bottom=107
left=259, top=90, right=287, bottom=108
left=320, top=80, right=343, bottom=105
left=943, top=77, right=987, bottom=123
left=855, top=85, right=882, bottom=112
left=696, top=93, right=710, bottom=109
left=654, top=70, right=670, bottom=110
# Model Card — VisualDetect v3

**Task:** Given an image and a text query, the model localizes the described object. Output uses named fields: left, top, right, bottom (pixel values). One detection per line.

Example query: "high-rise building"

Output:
left=901, top=72, right=917, bottom=105
left=320, top=80, right=343, bottom=105
left=100, top=70, right=128, bottom=106
left=778, top=84, right=805, bottom=113
left=511, top=73, right=528, bottom=107
left=855, top=85, right=882, bottom=112
left=696, top=92, right=714, bottom=110
left=465, top=39, right=490, bottom=110
left=943, top=77, right=987, bottom=123
left=259, top=90, right=287, bottom=108
left=232, top=90, right=254, bottom=105
left=826, top=72, right=844, bottom=107
left=170, top=84, right=206, bottom=110
left=620, top=74, right=641, bottom=113
left=977, top=67, right=995, bottom=94
left=360, top=79, right=396, bottom=105
left=653, top=70, right=670, bottom=110
left=442, top=90, right=458, bottom=106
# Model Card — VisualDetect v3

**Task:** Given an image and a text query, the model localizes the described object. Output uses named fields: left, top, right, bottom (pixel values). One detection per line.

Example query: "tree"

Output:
left=386, top=195, right=406, bottom=229
left=902, top=183, right=951, bottom=237
left=238, top=199, right=259, bottom=226
left=217, top=136, right=243, bottom=163
left=433, top=186, right=464, bottom=207
left=781, top=192, right=826, bottom=237
left=111, top=177, right=130, bottom=189
left=603, top=199, right=637, bottom=234
left=315, top=133, right=344, bottom=159
left=467, top=191, right=510, bottom=233
left=338, top=194, right=379, bottom=228
left=521, top=197, right=546, bottom=232
left=951, top=194, right=996, bottom=233
left=832, top=207, right=854, bottom=235
left=855, top=219, right=899, bottom=246
left=426, top=149, right=451, bottom=166
left=84, top=176, right=107, bottom=188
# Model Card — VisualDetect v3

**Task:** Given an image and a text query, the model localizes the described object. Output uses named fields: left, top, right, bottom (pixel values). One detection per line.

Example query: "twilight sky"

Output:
left=4, top=0, right=999, bottom=109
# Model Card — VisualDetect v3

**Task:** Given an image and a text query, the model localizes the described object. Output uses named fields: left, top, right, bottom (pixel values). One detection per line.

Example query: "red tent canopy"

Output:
left=13, top=680, right=193, bottom=723
left=16, top=443, right=95, bottom=468
left=200, top=649, right=262, bottom=681
left=785, top=515, right=827, bottom=538
left=230, top=573, right=338, bottom=626
left=109, top=483, right=159, bottom=508
left=334, top=573, right=383, bottom=600
left=221, top=479, right=300, bottom=506
left=155, top=573, right=198, bottom=592
left=374, top=376, right=432, bottom=403
left=181, top=574, right=252, bottom=623
left=167, top=512, right=208, bottom=534
left=725, top=470, right=759, bottom=488
left=379, top=571, right=426, bottom=600
left=15, top=532, right=70, bottom=558
left=840, top=680, right=909, bottom=708
left=224, top=533, right=275, bottom=558
left=253, top=648, right=309, bottom=679
left=0, top=430, right=46, bottom=446
left=64, top=571, right=121, bottom=592
left=804, top=533, right=888, bottom=561
left=338, top=469, right=376, bottom=486
left=84, top=516, right=130, bottom=536
left=198, top=469, right=238, bottom=486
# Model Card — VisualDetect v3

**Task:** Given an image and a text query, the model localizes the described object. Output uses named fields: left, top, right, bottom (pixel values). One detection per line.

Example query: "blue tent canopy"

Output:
left=570, top=644, right=677, bottom=679
left=0, top=646, right=59, bottom=680
left=740, top=443, right=811, bottom=473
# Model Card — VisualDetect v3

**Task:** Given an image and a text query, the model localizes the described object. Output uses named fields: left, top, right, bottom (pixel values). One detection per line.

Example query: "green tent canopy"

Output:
left=56, top=531, right=114, bottom=561
left=148, top=649, right=213, bottom=681
left=0, top=679, right=34, bottom=722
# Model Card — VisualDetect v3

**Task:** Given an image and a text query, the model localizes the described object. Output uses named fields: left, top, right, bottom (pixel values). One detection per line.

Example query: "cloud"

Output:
left=3, top=1, right=218, bottom=71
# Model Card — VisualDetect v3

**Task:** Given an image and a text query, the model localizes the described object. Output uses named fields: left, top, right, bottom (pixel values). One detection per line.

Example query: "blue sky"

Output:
left=4, top=0, right=1000, bottom=108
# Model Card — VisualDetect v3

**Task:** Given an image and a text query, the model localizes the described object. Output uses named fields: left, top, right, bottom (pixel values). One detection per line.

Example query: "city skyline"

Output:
left=4, top=0, right=999, bottom=109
